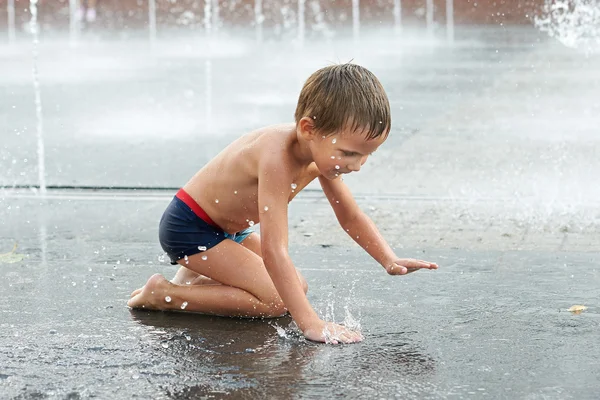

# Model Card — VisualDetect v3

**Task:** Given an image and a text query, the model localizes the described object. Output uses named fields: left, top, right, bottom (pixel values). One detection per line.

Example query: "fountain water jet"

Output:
left=352, top=0, right=360, bottom=43
left=29, top=0, right=46, bottom=195
left=68, top=0, right=79, bottom=46
left=446, top=0, right=454, bottom=42
left=255, top=0, right=263, bottom=43
left=149, top=0, right=157, bottom=45
left=298, top=0, right=305, bottom=47
left=204, top=0, right=213, bottom=133
left=393, top=0, right=402, bottom=35
left=7, top=0, right=15, bottom=44
left=426, top=0, right=434, bottom=38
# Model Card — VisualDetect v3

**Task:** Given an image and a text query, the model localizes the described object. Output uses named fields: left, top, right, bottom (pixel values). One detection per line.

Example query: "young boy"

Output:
left=128, top=63, right=438, bottom=344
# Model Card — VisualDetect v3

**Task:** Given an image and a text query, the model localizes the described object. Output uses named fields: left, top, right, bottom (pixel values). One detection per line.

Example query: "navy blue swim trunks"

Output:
left=159, top=189, right=254, bottom=265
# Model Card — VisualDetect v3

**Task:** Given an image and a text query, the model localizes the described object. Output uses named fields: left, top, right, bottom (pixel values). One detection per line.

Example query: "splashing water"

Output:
left=534, top=0, right=600, bottom=54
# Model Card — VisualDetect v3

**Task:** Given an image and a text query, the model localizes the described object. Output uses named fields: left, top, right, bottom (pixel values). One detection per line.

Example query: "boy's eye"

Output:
left=342, top=151, right=357, bottom=156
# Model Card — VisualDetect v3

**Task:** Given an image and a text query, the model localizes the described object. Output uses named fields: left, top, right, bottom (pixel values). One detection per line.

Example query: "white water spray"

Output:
left=205, top=0, right=213, bottom=134
left=446, top=0, right=454, bottom=43
left=29, top=0, right=46, bottom=194
left=68, top=0, right=78, bottom=46
left=426, top=0, right=434, bottom=38
left=352, top=0, right=360, bottom=43
left=393, top=0, right=402, bottom=35
left=7, top=0, right=15, bottom=44
left=149, top=0, right=157, bottom=45
left=211, top=0, right=220, bottom=34
left=255, top=0, right=264, bottom=43
left=535, top=0, right=600, bottom=54
left=298, top=0, right=305, bottom=47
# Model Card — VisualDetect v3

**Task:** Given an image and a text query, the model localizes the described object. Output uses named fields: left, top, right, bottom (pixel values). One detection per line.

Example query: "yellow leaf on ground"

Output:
left=567, top=305, right=587, bottom=314
left=0, top=243, right=25, bottom=264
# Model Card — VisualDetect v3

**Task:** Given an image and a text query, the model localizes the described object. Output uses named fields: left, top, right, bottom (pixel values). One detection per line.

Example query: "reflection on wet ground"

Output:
left=0, top=195, right=598, bottom=398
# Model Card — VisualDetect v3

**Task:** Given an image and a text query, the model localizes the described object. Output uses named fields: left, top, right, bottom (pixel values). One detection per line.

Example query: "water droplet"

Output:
left=336, top=200, right=340, bottom=203
left=72, top=282, right=76, bottom=286
left=331, top=156, right=335, bottom=159
left=181, top=301, right=188, bottom=310
left=248, top=221, right=255, bottom=227
left=264, top=206, right=269, bottom=211
left=379, top=120, right=383, bottom=124
left=165, top=296, right=172, bottom=303
left=161, top=342, right=169, bottom=349
left=335, top=165, right=340, bottom=170
left=215, top=199, right=219, bottom=203
left=291, top=183, right=297, bottom=190
left=132, top=374, right=140, bottom=380
left=116, top=260, right=121, bottom=265
left=198, top=246, right=207, bottom=251
left=332, top=138, right=337, bottom=144
left=185, top=334, right=191, bottom=340
left=312, top=115, right=317, bottom=119
left=234, top=190, right=238, bottom=194
left=201, top=255, right=208, bottom=260
left=185, top=281, right=191, bottom=285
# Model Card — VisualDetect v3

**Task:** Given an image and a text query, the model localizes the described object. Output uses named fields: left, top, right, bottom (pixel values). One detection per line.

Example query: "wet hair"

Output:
left=294, top=63, right=391, bottom=140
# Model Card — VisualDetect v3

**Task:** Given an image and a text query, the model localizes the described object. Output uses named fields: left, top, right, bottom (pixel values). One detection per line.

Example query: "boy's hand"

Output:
left=385, top=258, right=438, bottom=275
left=303, top=319, right=363, bottom=344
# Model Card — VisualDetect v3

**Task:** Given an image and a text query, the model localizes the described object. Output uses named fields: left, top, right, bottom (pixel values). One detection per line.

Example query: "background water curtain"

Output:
left=535, top=0, right=600, bottom=54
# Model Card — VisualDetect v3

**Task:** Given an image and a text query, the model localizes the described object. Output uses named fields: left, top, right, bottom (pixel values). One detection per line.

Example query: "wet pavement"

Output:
left=0, top=193, right=599, bottom=399
left=2, top=22, right=600, bottom=399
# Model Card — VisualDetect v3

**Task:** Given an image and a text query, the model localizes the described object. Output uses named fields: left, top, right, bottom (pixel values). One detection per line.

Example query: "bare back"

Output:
left=182, top=123, right=320, bottom=234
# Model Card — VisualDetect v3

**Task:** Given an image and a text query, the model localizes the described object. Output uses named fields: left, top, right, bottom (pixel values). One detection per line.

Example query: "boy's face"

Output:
left=311, top=127, right=387, bottom=180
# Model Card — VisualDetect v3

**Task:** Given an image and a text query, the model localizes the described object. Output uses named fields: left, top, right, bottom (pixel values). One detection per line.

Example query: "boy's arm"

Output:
left=318, top=176, right=437, bottom=274
left=257, top=158, right=320, bottom=332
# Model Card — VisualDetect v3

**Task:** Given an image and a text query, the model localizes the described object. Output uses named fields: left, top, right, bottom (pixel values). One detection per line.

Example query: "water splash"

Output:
left=534, top=0, right=600, bottom=55
left=29, top=0, right=46, bottom=194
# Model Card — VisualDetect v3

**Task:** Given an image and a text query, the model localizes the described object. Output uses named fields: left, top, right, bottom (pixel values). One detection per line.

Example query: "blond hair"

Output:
left=294, top=63, right=391, bottom=139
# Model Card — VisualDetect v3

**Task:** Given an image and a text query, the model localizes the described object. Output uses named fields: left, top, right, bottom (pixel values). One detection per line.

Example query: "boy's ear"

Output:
left=298, top=117, right=317, bottom=140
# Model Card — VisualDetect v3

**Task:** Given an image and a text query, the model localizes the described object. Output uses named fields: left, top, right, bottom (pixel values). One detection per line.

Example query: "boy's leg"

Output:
left=128, top=238, right=295, bottom=317
left=240, top=233, right=308, bottom=293
left=166, top=232, right=308, bottom=292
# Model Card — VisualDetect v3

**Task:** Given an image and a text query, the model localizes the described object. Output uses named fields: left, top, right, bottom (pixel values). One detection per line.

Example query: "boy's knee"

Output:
left=265, top=300, right=287, bottom=317
left=301, top=279, right=308, bottom=294
left=296, top=272, right=308, bottom=294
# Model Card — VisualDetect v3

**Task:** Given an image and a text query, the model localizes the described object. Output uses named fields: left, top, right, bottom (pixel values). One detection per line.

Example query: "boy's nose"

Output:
left=348, top=161, right=361, bottom=172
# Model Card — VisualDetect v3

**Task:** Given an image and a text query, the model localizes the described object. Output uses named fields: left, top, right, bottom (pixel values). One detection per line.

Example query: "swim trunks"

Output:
left=159, top=189, right=254, bottom=265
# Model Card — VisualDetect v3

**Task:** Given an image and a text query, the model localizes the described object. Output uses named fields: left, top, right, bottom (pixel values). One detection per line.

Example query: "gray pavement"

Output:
left=0, top=193, right=599, bottom=399
left=1, top=22, right=600, bottom=399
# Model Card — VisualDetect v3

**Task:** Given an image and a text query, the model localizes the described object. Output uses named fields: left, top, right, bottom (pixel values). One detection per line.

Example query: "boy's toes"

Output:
left=127, top=293, right=145, bottom=309
left=130, top=287, right=143, bottom=298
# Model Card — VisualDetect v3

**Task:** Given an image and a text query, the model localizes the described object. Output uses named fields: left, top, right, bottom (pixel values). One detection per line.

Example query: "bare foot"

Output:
left=127, top=273, right=171, bottom=310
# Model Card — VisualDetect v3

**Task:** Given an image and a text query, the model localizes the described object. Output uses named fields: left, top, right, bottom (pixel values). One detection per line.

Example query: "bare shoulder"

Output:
left=255, top=124, right=296, bottom=177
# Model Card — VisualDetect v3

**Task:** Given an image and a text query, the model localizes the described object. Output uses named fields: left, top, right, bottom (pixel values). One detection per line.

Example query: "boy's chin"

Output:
left=323, top=171, right=343, bottom=180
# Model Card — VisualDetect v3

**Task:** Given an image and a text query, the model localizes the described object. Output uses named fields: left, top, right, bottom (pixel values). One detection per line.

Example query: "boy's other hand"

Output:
left=385, top=258, right=439, bottom=275
left=303, top=319, right=364, bottom=344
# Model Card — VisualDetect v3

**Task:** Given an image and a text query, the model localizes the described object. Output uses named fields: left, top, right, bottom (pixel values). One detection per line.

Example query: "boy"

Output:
left=128, top=63, right=438, bottom=344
